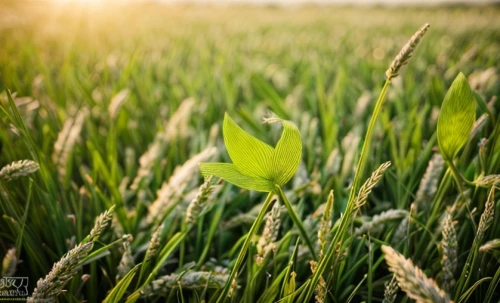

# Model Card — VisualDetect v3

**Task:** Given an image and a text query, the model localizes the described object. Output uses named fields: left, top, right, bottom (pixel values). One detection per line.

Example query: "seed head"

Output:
left=0, top=160, right=39, bottom=181
left=381, top=245, right=452, bottom=303
left=440, top=212, right=457, bottom=294
left=386, top=24, right=430, bottom=80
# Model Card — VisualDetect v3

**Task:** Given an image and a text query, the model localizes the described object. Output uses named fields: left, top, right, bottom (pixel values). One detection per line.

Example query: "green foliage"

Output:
left=0, top=4, right=499, bottom=303
left=437, top=72, right=476, bottom=161
left=199, top=113, right=301, bottom=192
left=103, top=264, right=141, bottom=303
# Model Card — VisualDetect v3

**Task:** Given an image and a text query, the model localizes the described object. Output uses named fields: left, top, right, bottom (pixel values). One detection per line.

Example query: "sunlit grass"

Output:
left=0, top=3, right=499, bottom=302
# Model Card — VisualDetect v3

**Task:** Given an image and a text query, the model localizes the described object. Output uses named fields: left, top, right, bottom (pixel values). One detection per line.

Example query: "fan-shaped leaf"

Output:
left=268, top=119, right=302, bottom=186
left=437, top=72, right=476, bottom=161
left=200, top=113, right=302, bottom=193
left=223, top=113, right=274, bottom=179
left=199, top=163, right=274, bottom=192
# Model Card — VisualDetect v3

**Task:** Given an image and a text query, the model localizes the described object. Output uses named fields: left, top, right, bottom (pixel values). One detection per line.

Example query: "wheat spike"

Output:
left=52, top=109, right=87, bottom=181
left=28, top=242, right=93, bottom=303
left=386, top=23, right=430, bottom=80
left=116, top=241, right=135, bottom=282
left=355, top=209, right=408, bottom=236
left=440, top=212, right=457, bottom=295
left=185, top=176, right=221, bottom=228
left=310, top=260, right=327, bottom=303
left=415, top=154, right=444, bottom=212
left=227, top=271, right=238, bottom=298
left=255, top=197, right=281, bottom=265
left=477, top=186, right=496, bottom=242
left=108, top=89, right=129, bottom=120
left=130, top=97, right=195, bottom=191
left=147, top=146, right=216, bottom=224
left=1, top=248, right=18, bottom=277
left=143, top=271, right=228, bottom=296
left=0, top=160, right=39, bottom=181
left=87, top=205, right=115, bottom=242
left=381, top=245, right=453, bottom=303
left=475, top=174, right=500, bottom=187
left=355, top=161, right=391, bottom=210
left=479, top=239, right=500, bottom=253
left=383, top=274, right=399, bottom=303
left=318, top=190, right=334, bottom=258
left=145, top=224, right=163, bottom=262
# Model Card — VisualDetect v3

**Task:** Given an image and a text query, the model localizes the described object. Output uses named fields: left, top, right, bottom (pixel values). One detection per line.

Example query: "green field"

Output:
left=0, top=3, right=499, bottom=302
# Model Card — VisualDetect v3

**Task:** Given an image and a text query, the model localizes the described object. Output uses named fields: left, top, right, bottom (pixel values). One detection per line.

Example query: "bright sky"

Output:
left=158, top=0, right=494, bottom=3
left=54, top=0, right=497, bottom=4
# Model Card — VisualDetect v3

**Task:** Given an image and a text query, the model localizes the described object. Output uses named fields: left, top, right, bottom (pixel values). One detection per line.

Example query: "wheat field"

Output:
left=0, top=2, right=499, bottom=302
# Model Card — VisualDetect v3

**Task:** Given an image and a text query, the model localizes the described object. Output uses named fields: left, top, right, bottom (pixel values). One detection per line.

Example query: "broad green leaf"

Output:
left=437, top=72, right=476, bottom=161
left=269, top=119, right=302, bottom=186
left=200, top=113, right=302, bottom=193
left=223, top=113, right=274, bottom=179
left=199, top=163, right=275, bottom=192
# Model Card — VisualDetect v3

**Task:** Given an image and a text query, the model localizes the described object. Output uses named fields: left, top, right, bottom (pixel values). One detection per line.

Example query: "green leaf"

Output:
left=103, top=263, right=141, bottom=303
left=200, top=113, right=302, bottom=192
left=269, top=119, right=302, bottom=186
left=437, top=72, right=476, bottom=161
left=199, top=163, right=274, bottom=192
left=223, top=113, right=274, bottom=179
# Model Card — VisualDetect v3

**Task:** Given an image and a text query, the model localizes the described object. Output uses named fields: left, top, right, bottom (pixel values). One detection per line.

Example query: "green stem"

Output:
left=216, top=192, right=275, bottom=303
left=447, top=160, right=469, bottom=194
left=276, top=185, right=317, bottom=260
left=303, top=79, right=391, bottom=301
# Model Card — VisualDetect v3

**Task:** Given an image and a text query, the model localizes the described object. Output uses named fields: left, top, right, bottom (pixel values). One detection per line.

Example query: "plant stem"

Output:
left=216, top=192, right=275, bottom=303
left=276, top=185, right=317, bottom=260
left=303, top=79, right=391, bottom=301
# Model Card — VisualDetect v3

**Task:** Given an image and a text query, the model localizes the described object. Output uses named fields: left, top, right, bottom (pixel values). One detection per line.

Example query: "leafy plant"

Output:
left=199, top=113, right=301, bottom=193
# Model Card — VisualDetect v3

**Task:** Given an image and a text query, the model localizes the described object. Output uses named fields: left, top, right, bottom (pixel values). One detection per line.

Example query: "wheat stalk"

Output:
left=381, top=245, right=452, bottom=303
left=386, top=23, right=430, bottom=80
left=28, top=242, right=93, bottom=303
left=440, top=211, right=457, bottom=295
left=309, top=260, right=327, bottom=303
left=255, top=197, right=281, bottom=265
left=28, top=207, right=115, bottom=302
left=318, top=190, right=334, bottom=259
